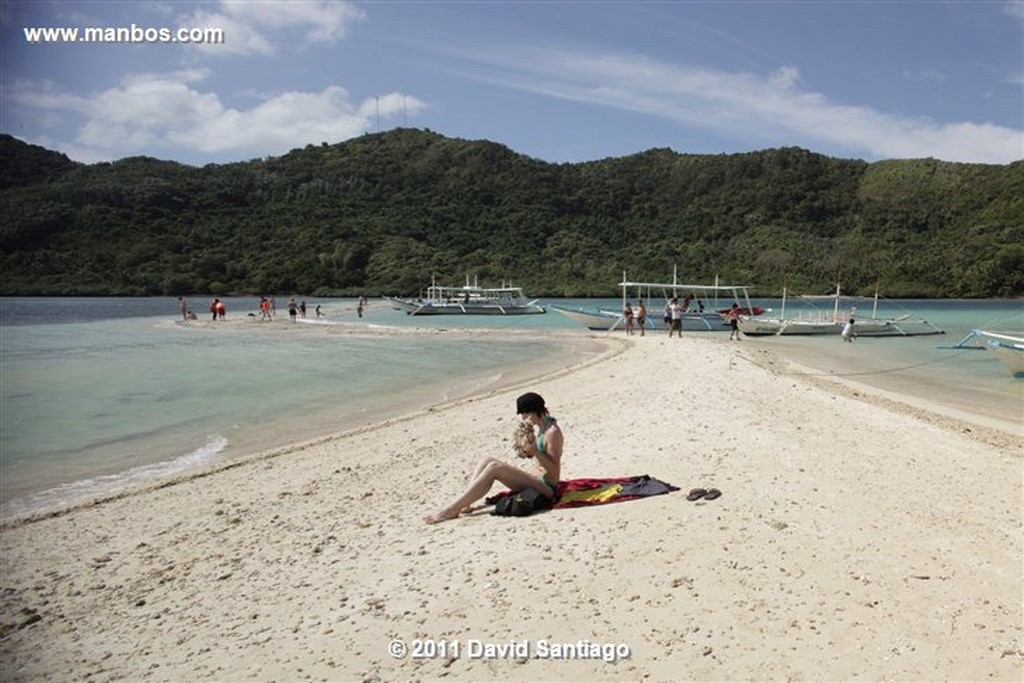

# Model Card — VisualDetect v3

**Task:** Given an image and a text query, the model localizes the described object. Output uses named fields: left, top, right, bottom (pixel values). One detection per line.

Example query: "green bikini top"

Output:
left=536, top=415, right=557, bottom=456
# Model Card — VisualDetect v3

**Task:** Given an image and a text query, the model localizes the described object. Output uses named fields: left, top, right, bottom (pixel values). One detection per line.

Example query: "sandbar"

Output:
left=1, top=330, right=1020, bottom=681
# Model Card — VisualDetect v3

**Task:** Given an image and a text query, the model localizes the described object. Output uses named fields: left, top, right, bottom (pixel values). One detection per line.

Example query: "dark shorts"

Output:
left=671, top=319, right=682, bottom=330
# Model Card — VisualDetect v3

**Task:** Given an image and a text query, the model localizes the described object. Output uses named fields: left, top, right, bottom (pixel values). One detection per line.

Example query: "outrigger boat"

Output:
left=549, top=271, right=762, bottom=332
left=738, top=284, right=944, bottom=337
left=385, top=275, right=545, bottom=316
left=942, top=329, right=1024, bottom=378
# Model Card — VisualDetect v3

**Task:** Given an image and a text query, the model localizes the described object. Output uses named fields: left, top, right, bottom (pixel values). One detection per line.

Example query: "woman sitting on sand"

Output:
left=424, top=392, right=562, bottom=524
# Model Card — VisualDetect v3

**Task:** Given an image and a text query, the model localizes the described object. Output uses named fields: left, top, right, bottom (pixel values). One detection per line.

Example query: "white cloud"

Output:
left=8, top=71, right=424, bottom=163
left=180, top=0, right=365, bottom=56
left=459, top=46, right=1023, bottom=164
left=180, top=86, right=362, bottom=154
left=186, top=9, right=276, bottom=56
left=218, top=0, right=364, bottom=42
left=769, top=66, right=801, bottom=90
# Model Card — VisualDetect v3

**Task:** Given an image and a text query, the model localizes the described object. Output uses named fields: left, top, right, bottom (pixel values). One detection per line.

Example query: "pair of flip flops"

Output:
left=687, top=488, right=721, bottom=501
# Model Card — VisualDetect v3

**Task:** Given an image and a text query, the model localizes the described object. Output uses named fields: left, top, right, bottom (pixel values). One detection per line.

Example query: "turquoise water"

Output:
left=0, top=297, right=586, bottom=520
left=1, top=296, right=1020, bottom=521
left=741, top=299, right=1024, bottom=428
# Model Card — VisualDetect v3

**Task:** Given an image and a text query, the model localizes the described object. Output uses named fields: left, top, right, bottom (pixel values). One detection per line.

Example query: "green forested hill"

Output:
left=1, top=129, right=1021, bottom=297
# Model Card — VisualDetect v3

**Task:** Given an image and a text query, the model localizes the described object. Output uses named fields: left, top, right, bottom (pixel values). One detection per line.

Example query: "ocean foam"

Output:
left=1, top=436, right=228, bottom=523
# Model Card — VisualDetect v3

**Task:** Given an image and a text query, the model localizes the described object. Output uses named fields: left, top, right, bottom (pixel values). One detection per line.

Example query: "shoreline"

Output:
left=1, top=332, right=1020, bottom=680
left=0, top=328, right=624, bottom=529
left=742, top=345, right=1022, bottom=450
left=779, top=358, right=1021, bottom=448
left=8, top=326, right=1018, bottom=530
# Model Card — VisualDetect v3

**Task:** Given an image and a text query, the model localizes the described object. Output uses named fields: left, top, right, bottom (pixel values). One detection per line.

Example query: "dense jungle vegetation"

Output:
left=1, top=129, right=1021, bottom=297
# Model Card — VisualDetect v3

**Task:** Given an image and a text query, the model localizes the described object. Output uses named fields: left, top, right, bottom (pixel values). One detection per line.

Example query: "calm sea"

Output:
left=0, top=296, right=591, bottom=521
left=1, top=296, right=1020, bottom=521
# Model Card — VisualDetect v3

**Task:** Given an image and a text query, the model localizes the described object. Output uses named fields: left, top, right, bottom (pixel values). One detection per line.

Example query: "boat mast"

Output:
left=621, top=270, right=627, bottom=311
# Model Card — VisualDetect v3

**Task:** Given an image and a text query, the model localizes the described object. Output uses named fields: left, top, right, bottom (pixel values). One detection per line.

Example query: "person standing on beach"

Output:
left=636, top=301, right=647, bottom=336
left=300, top=300, right=307, bottom=318
left=726, top=302, right=741, bottom=341
left=669, top=298, right=684, bottom=338
left=215, top=299, right=226, bottom=320
left=209, top=298, right=219, bottom=322
left=425, top=392, right=562, bottom=524
left=287, top=298, right=298, bottom=322
left=259, top=297, right=272, bottom=321
left=179, top=297, right=188, bottom=321
left=624, top=302, right=634, bottom=335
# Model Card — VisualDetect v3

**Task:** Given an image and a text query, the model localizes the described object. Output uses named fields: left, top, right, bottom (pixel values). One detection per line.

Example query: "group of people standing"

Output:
left=174, top=296, right=227, bottom=321
left=659, top=295, right=704, bottom=338
left=209, top=298, right=226, bottom=321
left=286, top=297, right=306, bottom=321
left=257, top=296, right=307, bottom=322
left=620, top=296, right=703, bottom=338
left=178, top=296, right=372, bottom=323
left=620, top=296, right=743, bottom=340
left=621, top=301, right=648, bottom=336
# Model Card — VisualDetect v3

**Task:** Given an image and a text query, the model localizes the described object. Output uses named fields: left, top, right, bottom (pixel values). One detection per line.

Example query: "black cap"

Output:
left=516, top=392, right=546, bottom=415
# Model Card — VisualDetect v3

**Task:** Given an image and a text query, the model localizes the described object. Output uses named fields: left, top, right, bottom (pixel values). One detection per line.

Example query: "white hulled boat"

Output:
left=549, top=270, right=762, bottom=332
left=738, top=285, right=944, bottom=337
left=385, top=275, right=545, bottom=316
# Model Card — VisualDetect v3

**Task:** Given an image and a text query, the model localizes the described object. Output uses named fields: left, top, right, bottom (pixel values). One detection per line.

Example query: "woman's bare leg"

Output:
left=425, top=461, right=550, bottom=524
left=468, top=456, right=501, bottom=484
left=452, top=456, right=505, bottom=515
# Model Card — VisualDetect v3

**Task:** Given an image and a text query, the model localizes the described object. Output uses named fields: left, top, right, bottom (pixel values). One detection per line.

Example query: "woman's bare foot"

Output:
left=424, top=507, right=461, bottom=524
left=423, top=505, right=475, bottom=528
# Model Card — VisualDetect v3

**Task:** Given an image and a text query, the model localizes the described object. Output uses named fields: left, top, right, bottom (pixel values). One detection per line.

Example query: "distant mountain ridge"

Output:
left=0, top=130, right=1021, bottom=297
left=0, top=135, right=80, bottom=190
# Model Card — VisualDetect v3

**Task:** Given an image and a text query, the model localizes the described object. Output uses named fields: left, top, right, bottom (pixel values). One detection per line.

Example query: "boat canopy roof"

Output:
left=428, top=284, right=526, bottom=294
left=798, top=293, right=875, bottom=301
left=619, top=280, right=751, bottom=293
left=424, top=274, right=528, bottom=295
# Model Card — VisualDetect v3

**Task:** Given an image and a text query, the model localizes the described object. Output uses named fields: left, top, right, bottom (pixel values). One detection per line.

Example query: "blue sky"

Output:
left=2, top=1, right=1022, bottom=166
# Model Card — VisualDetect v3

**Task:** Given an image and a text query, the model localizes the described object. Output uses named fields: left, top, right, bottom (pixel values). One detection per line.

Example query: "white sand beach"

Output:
left=1, top=330, right=1021, bottom=681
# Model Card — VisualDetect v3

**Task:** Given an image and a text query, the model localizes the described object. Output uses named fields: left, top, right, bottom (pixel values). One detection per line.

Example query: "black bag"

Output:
left=492, top=488, right=551, bottom=517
